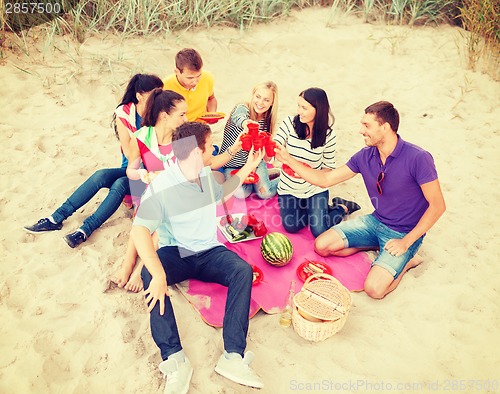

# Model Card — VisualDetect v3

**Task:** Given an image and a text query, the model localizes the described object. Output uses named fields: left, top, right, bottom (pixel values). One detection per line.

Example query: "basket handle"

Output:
left=302, top=272, right=337, bottom=287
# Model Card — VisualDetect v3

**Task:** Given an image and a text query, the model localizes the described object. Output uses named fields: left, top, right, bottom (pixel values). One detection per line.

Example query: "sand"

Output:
left=1, top=7, right=499, bottom=394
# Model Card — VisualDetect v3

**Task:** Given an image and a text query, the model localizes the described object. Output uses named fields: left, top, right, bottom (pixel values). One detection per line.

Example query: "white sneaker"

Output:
left=159, top=357, right=193, bottom=394
left=214, top=351, right=264, bottom=389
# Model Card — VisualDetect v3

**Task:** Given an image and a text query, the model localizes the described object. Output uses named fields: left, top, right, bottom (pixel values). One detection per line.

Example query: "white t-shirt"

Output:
left=133, top=163, right=223, bottom=254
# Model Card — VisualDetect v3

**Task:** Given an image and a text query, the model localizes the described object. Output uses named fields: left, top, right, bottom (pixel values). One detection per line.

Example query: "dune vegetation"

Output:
left=1, top=0, right=499, bottom=78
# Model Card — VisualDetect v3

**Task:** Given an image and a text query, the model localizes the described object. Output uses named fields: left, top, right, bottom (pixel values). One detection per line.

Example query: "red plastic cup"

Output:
left=265, top=140, right=277, bottom=157
left=241, top=134, right=253, bottom=151
left=253, top=136, right=264, bottom=151
left=247, top=123, right=259, bottom=138
left=258, top=131, right=270, bottom=142
left=253, top=221, right=267, bottom=237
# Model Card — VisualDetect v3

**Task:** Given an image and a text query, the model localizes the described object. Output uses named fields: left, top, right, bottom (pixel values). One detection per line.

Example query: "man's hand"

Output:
left=384, top=238, right=410, bottom=257
left=244, top=147, right=265, bottom=170
left=144, top=276, right=170, bottom=315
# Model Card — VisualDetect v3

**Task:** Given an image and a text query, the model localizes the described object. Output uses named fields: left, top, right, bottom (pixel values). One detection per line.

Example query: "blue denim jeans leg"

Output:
left=141, top=245, right=253, bottom=360
left=278, top=190, right=345, bottom=238
left=51, top=168, right=129, bottom=236
left=252, top=160, right=278, bottom=199
left=224, top=160, right=279, bottom=200
left=332, top=214, right=424, bottom=278
left=223, top=167, right=252, bottom=198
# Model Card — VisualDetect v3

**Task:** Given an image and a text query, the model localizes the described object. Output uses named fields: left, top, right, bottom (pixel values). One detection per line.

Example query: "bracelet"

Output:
left=227, top=147, right=235, bottom=157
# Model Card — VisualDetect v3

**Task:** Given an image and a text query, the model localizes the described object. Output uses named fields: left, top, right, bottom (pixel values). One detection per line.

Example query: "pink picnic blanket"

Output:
left=175, top=195, right=372, bottom=327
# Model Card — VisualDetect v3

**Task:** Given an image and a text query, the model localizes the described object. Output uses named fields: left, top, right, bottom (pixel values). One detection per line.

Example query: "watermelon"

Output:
left=261, top=232, right=293, bottom=267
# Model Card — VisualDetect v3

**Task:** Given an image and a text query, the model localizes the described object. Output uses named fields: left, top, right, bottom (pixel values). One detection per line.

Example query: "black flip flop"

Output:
left=331, top=197, right=361, bottom=214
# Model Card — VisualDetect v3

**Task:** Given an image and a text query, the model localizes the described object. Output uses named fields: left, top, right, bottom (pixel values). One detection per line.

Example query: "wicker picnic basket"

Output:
left=292, top=273, right=352, bottom=342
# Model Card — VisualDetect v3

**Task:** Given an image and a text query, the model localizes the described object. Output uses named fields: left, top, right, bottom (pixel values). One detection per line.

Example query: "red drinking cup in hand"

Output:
left=258, top=131, right=270, bottom=142
left=252, top=136, right=264, bottom=151
left=265, top=140, right=277, bottom=157
left=247, top=123, right=259, bottom=138
left=241, top=134, right=253, bottom=151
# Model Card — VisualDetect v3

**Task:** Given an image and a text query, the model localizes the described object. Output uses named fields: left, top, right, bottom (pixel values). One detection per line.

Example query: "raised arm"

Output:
left=210, top=133, right=242, bottom=170
left=275, top=143, right=356, bottom=188
left=217, top=148, right=265, bottom=201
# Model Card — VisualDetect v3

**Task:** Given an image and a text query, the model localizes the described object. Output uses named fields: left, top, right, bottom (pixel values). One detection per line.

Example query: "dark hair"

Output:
left=142, top=89, right=185, bottom=127
left=175, top=48, right=203, bottom=72
left=112, top=74, right=163, bottom=138
left=364, top=101, right=399, bottom=132
left=172, top=122, right=211, bottom=160
left=118, top=73, right=163, bottom=107
left=293, top=88, right=335, bottom=149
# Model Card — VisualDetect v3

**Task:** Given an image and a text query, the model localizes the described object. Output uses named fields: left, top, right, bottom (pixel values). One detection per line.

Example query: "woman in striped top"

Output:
left=218, top=81, right=280, bottom=199
left=274, top=88, right=360, bottom=238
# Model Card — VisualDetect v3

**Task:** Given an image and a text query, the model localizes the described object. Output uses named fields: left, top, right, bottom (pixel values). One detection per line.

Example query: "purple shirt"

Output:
left=346, top=136, right=438, bottom=233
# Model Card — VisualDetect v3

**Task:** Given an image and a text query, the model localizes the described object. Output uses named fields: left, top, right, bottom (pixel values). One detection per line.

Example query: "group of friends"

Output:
left=24, top=48, right=446, bottom=393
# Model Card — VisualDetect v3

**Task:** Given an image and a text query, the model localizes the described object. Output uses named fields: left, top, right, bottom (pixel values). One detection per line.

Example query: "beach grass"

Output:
left=2, top=0, right=499, bottom=79
left=458, top=0, right=499, bottom=76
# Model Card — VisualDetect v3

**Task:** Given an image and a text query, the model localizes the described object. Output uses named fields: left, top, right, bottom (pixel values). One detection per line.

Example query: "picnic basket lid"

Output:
left=293, top=273, right=351, bottom=321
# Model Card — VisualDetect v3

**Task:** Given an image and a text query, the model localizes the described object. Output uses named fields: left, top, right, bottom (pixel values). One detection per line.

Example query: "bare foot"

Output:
left=407, top=254, right=424, bottom=270
left=124, top=269, right=144, bottom=293
left=110, top=265, right=133, bottom=289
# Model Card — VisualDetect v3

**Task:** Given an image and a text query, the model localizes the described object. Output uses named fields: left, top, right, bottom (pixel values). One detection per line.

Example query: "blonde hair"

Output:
left=246, top=81, right=279, bottom=134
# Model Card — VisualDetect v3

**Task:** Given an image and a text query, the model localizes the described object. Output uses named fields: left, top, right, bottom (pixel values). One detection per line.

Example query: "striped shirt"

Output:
left=218, top=103, right=267, bottom=169
left=274, top=115, right=336, bottom=198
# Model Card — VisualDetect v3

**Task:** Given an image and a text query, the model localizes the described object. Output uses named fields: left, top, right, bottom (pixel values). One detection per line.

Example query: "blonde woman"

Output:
left=218, top=81, right=279, bottom=199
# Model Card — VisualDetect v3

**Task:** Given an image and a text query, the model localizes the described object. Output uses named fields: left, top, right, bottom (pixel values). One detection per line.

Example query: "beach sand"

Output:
left=1, top=7, right=499, bottom=393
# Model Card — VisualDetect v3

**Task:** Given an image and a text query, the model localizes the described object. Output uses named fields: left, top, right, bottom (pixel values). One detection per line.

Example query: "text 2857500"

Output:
left=5, top=2, right=62, bottom=14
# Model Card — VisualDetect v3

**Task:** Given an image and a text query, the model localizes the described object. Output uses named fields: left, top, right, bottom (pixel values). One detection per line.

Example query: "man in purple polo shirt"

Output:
left=275, top=101, right=446, bottom=299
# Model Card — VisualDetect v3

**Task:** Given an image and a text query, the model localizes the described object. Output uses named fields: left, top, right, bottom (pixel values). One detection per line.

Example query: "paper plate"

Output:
left=296, top=260, right=333, bottom=282
left=198, top=112, right=226, bottom=124
left=281, top=162, right=311, bottom=179
left=216, top=213, right=264, bottom=244
left=230, top=170, right=259, bottom=184
left=252, top=265, right=264, bottom=286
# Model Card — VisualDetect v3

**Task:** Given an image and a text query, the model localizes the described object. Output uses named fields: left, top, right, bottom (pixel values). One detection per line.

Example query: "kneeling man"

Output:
left=276, top=101, right=446, bottom=299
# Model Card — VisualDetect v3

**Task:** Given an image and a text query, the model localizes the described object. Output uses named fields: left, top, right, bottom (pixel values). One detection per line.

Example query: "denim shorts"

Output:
left=332, top=214, right=424, bottom=279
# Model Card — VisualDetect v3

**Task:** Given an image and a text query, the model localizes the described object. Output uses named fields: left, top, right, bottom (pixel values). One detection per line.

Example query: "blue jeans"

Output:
left=224, top=160, right=278, bottom=200
left=51, top=168, right=131, bottom=236
left=141, top=245, right=253, bottom=360
left=332, top=214, right=424, bottom=278
left=278, top=190, right=345, bottom=238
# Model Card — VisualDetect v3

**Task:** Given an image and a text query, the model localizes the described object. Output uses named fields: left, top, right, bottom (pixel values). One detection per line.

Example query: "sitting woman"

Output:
left=112, top=89, right=241, bottom=291
left=274, top=87, right=360, bottom=238
left=24, top=74, right=163, bottom=247
left=218, top=81, right=280, bottom=199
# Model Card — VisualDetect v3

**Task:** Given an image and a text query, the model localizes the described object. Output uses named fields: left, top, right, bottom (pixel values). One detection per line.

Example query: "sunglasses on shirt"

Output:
left=376, top=171, right=385, bottom=195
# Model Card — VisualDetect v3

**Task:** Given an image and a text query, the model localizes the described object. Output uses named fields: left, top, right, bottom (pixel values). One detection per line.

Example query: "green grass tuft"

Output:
left=2, top=0, right=499, bottom=79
